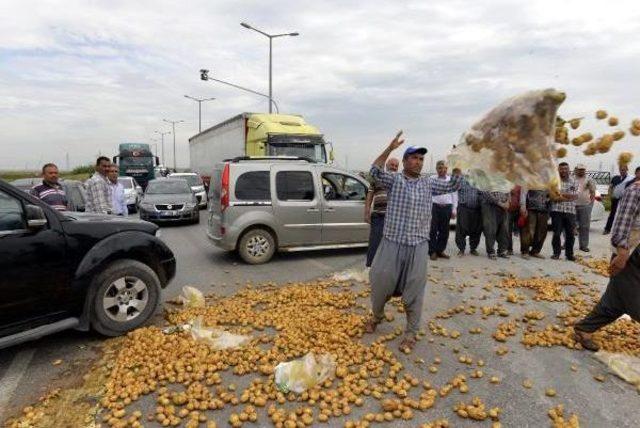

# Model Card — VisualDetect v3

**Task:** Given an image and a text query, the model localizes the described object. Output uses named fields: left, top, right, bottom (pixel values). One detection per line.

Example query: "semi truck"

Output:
left=188, top=113, right=332, bottom=187
left=113, top=143, right=159, bottom=189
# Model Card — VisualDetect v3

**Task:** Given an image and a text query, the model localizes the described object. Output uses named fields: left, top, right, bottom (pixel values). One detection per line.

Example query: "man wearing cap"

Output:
left=574, top=164, right=596, bottom=252
left=366, top=132, right=461, bottom=353
left=573, top=181, right=640, bottom=351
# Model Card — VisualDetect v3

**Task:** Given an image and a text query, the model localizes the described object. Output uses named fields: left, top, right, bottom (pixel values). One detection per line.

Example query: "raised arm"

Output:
left=370, top=131, right=404, bottom=189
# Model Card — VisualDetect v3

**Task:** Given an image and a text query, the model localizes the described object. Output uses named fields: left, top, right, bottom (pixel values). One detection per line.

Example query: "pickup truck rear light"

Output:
left=221, top=163, right=230, bottom=212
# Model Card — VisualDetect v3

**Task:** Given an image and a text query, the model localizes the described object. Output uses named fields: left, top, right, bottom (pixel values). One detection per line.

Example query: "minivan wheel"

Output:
left=90, top=259, right=161, bottom=336
left=238, top=228, right=276, bottom=264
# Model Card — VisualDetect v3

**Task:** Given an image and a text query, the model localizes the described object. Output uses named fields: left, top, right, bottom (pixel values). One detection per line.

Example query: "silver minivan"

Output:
left=207, top=158, right=370, bottom=264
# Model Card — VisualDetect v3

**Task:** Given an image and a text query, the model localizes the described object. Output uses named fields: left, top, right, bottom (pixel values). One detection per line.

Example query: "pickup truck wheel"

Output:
left=90, top=259, right=161, bottom=336
left=238, top=228, right=276, bottom=264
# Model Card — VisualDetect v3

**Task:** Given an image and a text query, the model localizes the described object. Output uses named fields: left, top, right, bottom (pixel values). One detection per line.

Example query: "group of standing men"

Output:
left=367, top=159, right=600, bottom=264
left=364, top=132, right=640, bottom=354
left=30, top=156, right=128, bottom=216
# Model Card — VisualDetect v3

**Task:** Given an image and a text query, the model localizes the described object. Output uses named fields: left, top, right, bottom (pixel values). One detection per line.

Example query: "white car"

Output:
left=117, top=176, right=143, bottom=213
left=168, top=173, right=207, bottom=209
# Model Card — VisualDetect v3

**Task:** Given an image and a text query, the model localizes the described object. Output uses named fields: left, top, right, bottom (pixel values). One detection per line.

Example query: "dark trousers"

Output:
left=520, top=210, right=549, bottom=255
left=455, top=205, right=482, bottom=252
left=507, top=211, right=519, bottom=253
left=604, top=198, right=620, bottom=233
left=366, top=213, right=385, bottom=267
left=551, top=211, right=576, bottom=258
left=429, top=204, right=452, bottom=255
left=575, top=249, right=640, bottom=332
left=481, top=202, right=509, bottom=255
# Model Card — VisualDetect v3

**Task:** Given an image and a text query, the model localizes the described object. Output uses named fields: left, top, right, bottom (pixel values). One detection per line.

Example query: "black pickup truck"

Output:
left=0, top=179, right=176, bottom=348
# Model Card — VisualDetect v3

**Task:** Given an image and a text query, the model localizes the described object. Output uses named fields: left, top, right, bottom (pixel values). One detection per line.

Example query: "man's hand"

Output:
left=389, top=131, right=405, bottom=150
left=364, top=210, right=371, bottom=224
left=520, top=207, right=528, bottom=217
left=500, top=202, right=510, bottom=211
left=451, top=210, right=457, bottom=220
left=609, top=248, right=630, bottom=276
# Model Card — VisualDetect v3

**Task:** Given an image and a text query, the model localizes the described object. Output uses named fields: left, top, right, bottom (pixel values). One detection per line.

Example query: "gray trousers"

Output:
left=575, top=204, right=593, bottom=250
left=369, top=238, right=429, bottom=336
left=575, top=248, right=640, bottom=332
left=455, top=205, right=482, bottom=252
left=481, top=202, right=509, bottom=255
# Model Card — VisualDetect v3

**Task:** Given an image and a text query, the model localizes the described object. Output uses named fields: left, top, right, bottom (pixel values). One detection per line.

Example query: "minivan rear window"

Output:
left=276, top=171, right=315, bottom=201
left=235, top=171, right=271, bottom=200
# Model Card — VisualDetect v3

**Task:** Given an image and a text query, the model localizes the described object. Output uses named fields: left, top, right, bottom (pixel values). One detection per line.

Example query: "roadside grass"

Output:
left=0, top=170, right=91, bottom=182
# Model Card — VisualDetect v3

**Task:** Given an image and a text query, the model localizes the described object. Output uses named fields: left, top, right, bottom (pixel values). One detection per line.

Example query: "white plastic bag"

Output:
left=274, top=353, right=336, bottom=393
left=448, top=88, right=565, bottom=193
left=331, top=268, right=368, bottom=283
left=190, top=317, right=251, bottom=350
left=178, top=286, right=205, bottom=308
left=594, top=350, right=640, bottom=391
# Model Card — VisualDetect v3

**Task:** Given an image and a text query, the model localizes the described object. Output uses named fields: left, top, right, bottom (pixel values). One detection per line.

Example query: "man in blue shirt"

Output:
left=366, top=131, right=461, bottom=353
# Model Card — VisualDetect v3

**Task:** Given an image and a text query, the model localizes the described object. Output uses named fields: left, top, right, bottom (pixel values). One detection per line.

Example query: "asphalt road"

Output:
left=0, top=210, right=366, bottom=422
left=1, top=211, right=639, bottom=427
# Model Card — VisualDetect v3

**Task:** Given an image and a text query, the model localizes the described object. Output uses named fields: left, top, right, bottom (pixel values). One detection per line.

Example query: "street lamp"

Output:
left=162, top=119, right=184, bottom=171
left=154, top=130, right=171, bottom=166
left=240, top=21, right=299, bottom=113
left=184, top=95, right=216, bottom=133
left=199, top=69, right=279, bottom=113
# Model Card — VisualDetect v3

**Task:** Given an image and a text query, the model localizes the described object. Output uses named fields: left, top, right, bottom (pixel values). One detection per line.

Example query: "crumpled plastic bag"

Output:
left=448, top=88, right=565, bottom=193
left=332, top=268, right=368, bottom=283
left=274, top=353, right=336, bottom=393
left=594, top=350, right=640, bottom=391
left=190, top=317, right=251, bottom=350
left=178, top=286, right=205, bottom=308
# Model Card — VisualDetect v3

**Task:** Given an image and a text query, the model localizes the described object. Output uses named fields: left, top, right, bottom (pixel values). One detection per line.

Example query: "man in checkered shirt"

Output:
left=365, top=131, right=461, bottom=353
left=574, top=181, right=640, bottom=351
left=550, top=162, right=578, bottom=261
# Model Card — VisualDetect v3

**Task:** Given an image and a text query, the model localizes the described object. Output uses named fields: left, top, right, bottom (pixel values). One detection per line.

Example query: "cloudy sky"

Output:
left=1, top=0, right=640, bottom=172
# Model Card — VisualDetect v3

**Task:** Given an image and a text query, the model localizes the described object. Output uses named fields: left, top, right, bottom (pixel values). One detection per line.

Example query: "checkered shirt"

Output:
left=85, top=172, right=113, bottom=215
left=611, top=184, right=640, bottom=249
left=550, top=177, right=578, bottom=214
left=370, top=164, right=462, bottom=245
left=480, top=191, right=509, bottom=206
left=458, top=178, right=480, bottom=208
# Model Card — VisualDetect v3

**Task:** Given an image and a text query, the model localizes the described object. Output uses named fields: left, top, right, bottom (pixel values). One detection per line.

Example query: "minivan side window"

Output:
left=236, top=171, right=271, bottom=200
left=0, top=190, right=26, bottom=231
left=321, top=173, right=367, bottom=201
left=276, top=171, right=315, bottom=201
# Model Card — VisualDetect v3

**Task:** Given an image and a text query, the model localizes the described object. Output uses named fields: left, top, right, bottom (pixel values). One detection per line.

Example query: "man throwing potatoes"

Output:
left=365, top=131, right=461, bottom=352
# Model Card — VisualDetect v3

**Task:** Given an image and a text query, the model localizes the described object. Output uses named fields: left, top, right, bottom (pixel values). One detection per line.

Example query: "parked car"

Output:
left=207, top=157, right=370, bottom=264
left=11, top=177, right=88, bottom=212
left=0, top=179, right=176, bottom=348
left=118, top=176, right=143, bottom=213
left=139, top=178, right=200, bottom=224
left=168, top=172, right=208, bottom=208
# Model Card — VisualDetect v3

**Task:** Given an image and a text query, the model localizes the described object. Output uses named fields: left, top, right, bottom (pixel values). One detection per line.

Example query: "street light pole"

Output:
left=240, top=22, right=299, bottom=113
left=184, top=95, right=216, bottom=133
left=162, top=119, right=183, bottom=171
left=154, top=130, right=171, bottom=166
left=199, top=69, right=280, bottom=113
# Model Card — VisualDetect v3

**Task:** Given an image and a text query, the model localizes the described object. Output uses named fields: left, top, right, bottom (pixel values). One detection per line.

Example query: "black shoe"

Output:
left=567, top=256, right=576, bottom=262
left=488, top=253, right=497, bottom=260
left=507, top=250, right=514, bottom=256
left=551, top=254, right=560, bottom=260
left=498, top=252, right=510, bottom=259
left=580, top=247, right=590, bottom=253
left=429, top=253, right=438, bottom=261
left=603, top=230, right=610, bottom=235
left=470, top=249, right=479, bottom=256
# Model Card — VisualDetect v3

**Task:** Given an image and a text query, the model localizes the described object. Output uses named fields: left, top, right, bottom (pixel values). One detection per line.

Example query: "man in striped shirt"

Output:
left=30, top=163, right=68, bottom=211
left=574, top=181, right=640, bottom=351
left=550, top=162, right=578, bottom=261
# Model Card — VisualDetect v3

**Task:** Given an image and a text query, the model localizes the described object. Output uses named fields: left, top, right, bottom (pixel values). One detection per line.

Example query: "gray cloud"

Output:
left=1, top=0, right=639, bottom=173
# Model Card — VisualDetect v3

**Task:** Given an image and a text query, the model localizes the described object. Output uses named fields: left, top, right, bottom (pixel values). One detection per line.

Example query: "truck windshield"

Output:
left=267, top=135, right=327, bottom=163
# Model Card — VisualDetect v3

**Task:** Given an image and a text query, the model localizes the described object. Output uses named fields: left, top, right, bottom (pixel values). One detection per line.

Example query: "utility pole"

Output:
left=162, top=119, right=183, bottom=171
left=240, top=22, right=299, bottom=113
left=154, top=130, right=171, bottom=166
left=184, top=95, right=215, bottom=133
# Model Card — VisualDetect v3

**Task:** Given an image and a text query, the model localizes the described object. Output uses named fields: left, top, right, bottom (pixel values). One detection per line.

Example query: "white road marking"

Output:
left=0, top=349, right=36, bottom=419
